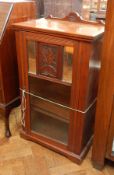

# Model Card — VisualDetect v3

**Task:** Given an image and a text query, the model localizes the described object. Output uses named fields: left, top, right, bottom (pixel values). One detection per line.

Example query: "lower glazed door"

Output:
left=30, top=95, right=70, bottom=145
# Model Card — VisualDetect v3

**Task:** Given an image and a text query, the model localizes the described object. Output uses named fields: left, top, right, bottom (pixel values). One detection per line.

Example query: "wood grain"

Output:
left=13, top=13, right=104, bottom=42
left=15, top=13, right=104, bottom=164
left=92, top=0, right=114, bottom=169
left=0, top=2, right=12, bottom=41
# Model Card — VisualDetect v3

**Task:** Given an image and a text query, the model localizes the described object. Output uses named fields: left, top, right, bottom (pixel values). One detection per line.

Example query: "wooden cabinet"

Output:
left=92, top=0, right=114, bottom=169
left=14, top=12, right=104, bottom=164
left=0, top=0, right=36, bottom=137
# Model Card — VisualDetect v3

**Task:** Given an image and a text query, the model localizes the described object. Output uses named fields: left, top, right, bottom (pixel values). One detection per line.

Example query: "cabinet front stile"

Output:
left=15, top=31, right=30, bottom=134
left=68, top=42, right=80, bottom=152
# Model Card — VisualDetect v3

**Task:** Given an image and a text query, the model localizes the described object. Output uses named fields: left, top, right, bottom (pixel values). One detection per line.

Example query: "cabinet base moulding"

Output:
left=20, top=130, right=93, bottom=164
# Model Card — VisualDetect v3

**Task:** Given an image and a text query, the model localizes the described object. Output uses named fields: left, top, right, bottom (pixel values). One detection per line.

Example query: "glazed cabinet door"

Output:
left=27, top=36, right=74, bottom=84
left=20, top=31, right=78, bottom=147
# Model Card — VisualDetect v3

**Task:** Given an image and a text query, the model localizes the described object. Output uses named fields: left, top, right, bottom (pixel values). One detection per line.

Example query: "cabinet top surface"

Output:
left=13, top=18, right=104, bottom=41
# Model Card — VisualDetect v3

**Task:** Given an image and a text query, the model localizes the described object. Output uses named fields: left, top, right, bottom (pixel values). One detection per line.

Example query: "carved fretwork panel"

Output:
left=37, top=43, right=62, bottom=78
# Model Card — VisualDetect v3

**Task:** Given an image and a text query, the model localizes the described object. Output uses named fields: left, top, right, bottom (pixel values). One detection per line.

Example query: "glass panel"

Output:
left=27, top=40, right=73, bottom=83
left=62, top=46, right=73, bottom=83
left=29, top=76, right=71, bottom=106
left=27, top=40, right=36, bottom=74
left=30, top=95, right=70, bottom=144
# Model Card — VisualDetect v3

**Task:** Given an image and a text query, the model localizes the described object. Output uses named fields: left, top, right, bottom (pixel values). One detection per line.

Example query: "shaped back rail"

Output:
left=47, top=12, right=105, bottom=26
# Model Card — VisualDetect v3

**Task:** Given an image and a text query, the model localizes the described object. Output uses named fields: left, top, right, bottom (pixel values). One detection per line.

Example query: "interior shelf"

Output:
left=28, top=75, right=71, bottom=107
left=28, top=72, right=71, bottom=87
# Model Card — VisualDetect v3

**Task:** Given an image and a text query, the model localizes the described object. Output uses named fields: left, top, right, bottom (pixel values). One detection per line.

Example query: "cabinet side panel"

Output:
left=69, top=40, right=102, bottom=154
left=86, top=39, right=103, bottom=109
left=0, top=28, right=19, bottom=103
left=71, top=42, right=92, bottom=111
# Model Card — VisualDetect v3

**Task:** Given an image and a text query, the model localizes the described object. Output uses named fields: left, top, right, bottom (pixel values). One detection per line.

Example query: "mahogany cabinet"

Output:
left=92, top=0, right=114, bottom=169
left=14, top=12, right=104, bottom=164
left=0, top=0, right=36, bottom=137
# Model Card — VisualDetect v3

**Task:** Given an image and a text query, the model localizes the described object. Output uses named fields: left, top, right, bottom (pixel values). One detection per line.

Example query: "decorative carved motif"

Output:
left=38, top=43, right=58, bottom=77
left=47, top=12, right=82, bottom=22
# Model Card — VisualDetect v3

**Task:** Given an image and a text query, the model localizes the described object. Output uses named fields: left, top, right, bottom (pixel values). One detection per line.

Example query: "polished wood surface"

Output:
left=13, top=12, right=104, bottom=41
left=92, top=0, right=114, bottom=169
left=47, top=11, right=105, bottom=25
left=15, top=12, right=104, bottom=164
left=0, top=0, right=36, bottom=137
left=0, top=2, right=12, bottom=41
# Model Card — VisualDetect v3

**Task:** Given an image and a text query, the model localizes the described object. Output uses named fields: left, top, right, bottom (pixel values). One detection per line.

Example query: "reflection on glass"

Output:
left=27, top=40, right=36, bottom=74
left=62, top=46, right=73, bottom=83
left=30, top=96, right=70, bottom=144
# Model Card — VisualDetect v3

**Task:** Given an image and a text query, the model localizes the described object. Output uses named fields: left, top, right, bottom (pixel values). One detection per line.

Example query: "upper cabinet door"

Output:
left=26, top=32, right=75, bottom=84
